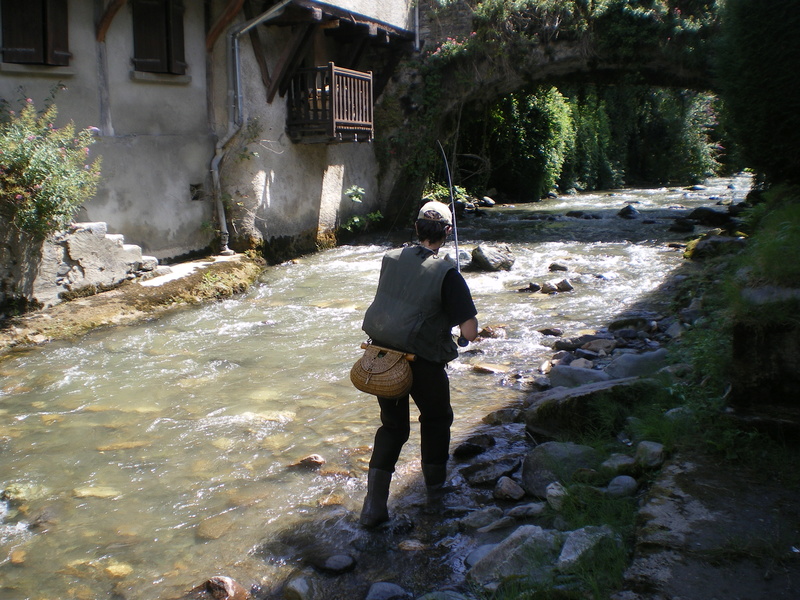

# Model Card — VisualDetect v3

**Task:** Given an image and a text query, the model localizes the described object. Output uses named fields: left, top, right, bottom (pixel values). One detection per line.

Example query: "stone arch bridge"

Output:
left=377, top=0, right=719, bottom=221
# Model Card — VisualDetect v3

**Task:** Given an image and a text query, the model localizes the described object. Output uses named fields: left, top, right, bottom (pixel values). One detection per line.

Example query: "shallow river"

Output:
left=0, top=176, right=750, bottom=599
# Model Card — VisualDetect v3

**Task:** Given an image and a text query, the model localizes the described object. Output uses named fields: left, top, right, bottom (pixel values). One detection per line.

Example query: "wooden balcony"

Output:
left=286, top=62, right=374, bottom=144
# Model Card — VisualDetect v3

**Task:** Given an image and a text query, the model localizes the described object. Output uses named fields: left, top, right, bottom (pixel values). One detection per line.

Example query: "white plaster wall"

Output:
left=0, top=1, right=99, bottom=130
left=213, top=18, right=384, bottom=250
left=0, top=1, right=215, bottom=260
left=87, top=1, right=214, bottom=258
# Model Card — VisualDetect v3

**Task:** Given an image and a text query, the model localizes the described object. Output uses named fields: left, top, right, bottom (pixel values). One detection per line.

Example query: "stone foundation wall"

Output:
left=0, top=219, right=158, bottom=313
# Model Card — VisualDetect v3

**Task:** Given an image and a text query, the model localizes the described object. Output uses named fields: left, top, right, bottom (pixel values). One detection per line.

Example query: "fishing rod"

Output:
left=436, top=140, right=461, bottom=273
left=436, top=140, right=469, bottom=347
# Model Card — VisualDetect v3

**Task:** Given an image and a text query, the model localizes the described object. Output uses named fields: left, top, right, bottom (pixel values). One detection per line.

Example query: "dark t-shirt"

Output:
left=442, top=268, right=477, bottom=326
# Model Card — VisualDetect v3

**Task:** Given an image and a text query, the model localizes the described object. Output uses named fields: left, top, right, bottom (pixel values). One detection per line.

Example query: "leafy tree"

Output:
left=465, top=87, right=574, bottom=200
left=716, top=0, right=800, bottom=184
left=0, top=99, right=101, bottom=237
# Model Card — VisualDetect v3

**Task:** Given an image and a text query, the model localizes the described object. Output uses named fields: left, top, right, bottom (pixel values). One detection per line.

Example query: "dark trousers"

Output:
left=368, top=358, right=454, bottom=472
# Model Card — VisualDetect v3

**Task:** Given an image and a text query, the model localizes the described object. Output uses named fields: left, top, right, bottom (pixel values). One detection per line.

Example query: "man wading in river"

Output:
left=359, top=201, right=478, bottom=527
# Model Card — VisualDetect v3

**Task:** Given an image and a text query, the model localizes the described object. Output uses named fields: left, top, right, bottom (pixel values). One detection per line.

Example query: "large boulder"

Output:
left=520, top=442, right=602, bottom=498
left=524, top=378, right=639, bottom=439
left=548, top=364, right=612, bottom=387
left=470, top=244, right=515, bottom=271
left=467, top=524, right=563, bottom=586
left=604, top=349, right=669, bottom=379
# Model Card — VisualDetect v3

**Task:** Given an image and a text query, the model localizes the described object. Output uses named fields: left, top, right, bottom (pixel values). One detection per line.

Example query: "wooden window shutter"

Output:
left=45, top=0, right=70, bottom=66
left=132, top=0, right=169, bottom=73
left=167, top=0, right=186, bottom=75
left=1, top=0, right=45, bottom=64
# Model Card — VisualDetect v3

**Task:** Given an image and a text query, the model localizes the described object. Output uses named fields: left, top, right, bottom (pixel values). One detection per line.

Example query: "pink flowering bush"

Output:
left=426, top=32, right=477, bottom=65
left=0, top=99, right=101, bottom=237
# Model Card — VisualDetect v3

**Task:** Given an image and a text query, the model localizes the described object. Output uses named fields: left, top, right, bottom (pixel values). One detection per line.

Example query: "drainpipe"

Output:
left=414, top=2, right=420, bottom=52
left=210, top=0, right=292, bottom=255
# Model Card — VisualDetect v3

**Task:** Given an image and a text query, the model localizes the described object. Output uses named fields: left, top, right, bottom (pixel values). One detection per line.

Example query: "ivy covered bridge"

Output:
left=376, top=0, right=722, bottom=218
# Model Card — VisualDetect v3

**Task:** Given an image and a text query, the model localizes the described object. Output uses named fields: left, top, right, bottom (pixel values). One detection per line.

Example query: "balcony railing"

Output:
left=286, top=62, right=373, bottom=144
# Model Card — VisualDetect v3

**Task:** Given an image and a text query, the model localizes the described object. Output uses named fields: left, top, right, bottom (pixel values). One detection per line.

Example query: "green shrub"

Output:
left=0, top=99, right=101, bottom=237
left=479, top=87, right=575, bottom=200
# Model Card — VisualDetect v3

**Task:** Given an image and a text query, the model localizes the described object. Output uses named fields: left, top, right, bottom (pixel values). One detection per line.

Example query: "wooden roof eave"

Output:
left=206, top=0, right=246, bottom=52
left=96, top=0, right=126, bottom=42
left=286, top=0, right=413, bottom=42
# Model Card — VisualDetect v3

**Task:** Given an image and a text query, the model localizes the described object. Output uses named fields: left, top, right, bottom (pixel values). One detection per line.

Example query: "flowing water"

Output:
left=0, top=176, right=750, bottom=599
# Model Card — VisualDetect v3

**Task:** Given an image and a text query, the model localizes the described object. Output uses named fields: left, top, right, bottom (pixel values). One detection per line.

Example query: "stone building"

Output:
left=0, top=0, right=418, bottom=263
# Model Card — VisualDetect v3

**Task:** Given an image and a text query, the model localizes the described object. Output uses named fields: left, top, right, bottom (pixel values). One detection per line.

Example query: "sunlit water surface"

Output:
left=0, top=177, right=750, bottom=599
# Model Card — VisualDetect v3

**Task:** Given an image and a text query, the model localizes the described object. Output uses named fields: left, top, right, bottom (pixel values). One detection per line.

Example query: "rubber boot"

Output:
left=421, top=462, right=448, bottom=506
left=359, top=468, right=392, bottom=527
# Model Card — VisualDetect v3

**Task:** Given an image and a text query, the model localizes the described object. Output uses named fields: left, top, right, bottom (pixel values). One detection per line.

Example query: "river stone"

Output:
left=284, top=576, right=316, bottom=600
left=105, top=561, right=134, bottom=578
left=196, top=514, right=233, bottom=540
left=459, top=506, right=504, bottom=529
left=601, top=453, right=637, bottom=476
left=556, top=525, right=618, bottom=572
left=540, top=281, right=558, bottom=294
left=2, top=482, right=49, bottom=504
left=519, top=282, right=542, bottom=292
left=197, top=576, right=249, bottom=600
left=665, top=321, right=685, bottom=338
left=606, top=475, right=639, bottom=497
left=582, top=338, right=616, bottom=353
left=686, top=234, right=746, bottom=259
left=604, top=348, right=668, bottom=379
left=609, top=317, right=650, bottom=332
left=521, top=442, right=602, bottom=498
left=467, top=524, right=562, bottom=586
left=506, top=501, right=547, bottom=519
left=288, top=454, right=326, bottom=469
left=636, top=441, right=665, bottom=469
left=471, top=244, right=515, bottom=271
left=569, top=357, right=593, bottom=369
left=538, top=327, right=563, bottom=336
left=548, top=364, right=611, bottom=387
left=460, top=456, right=521, bottom=487
left=472, top=362, right=509, bottom=374
left=476, top=516, right=517, bottom=533
left=618, top=204, right=640, bottom=219
left=555, top=279, right=574, bottom=292
left=311, top=553, right=355, bottom=574
left=494, top=476, right=525, bottom=500
left=687, top=206, right=731, bottom=226
left=453, top=434, right=496, bottom=459
left=366, top=581, right=409, bottom=600
left=546, top=482, right=568, bottom=510
left=465, top=544, right=497, bottom=569
left=482, top=408, right=521, bottom=425
left=72, top=486, right=119, bottom=499
left=553, top=334, right=608, bottom=351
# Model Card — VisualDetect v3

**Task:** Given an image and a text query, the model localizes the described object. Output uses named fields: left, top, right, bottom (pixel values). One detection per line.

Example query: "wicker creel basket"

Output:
left=350, top=343, right=414, bottom=399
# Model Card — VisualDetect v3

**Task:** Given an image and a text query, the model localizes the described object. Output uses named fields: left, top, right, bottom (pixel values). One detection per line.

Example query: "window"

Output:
left=132, top=0, right=186, bottom=75
left=1, top=0, right=70, bottom=66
